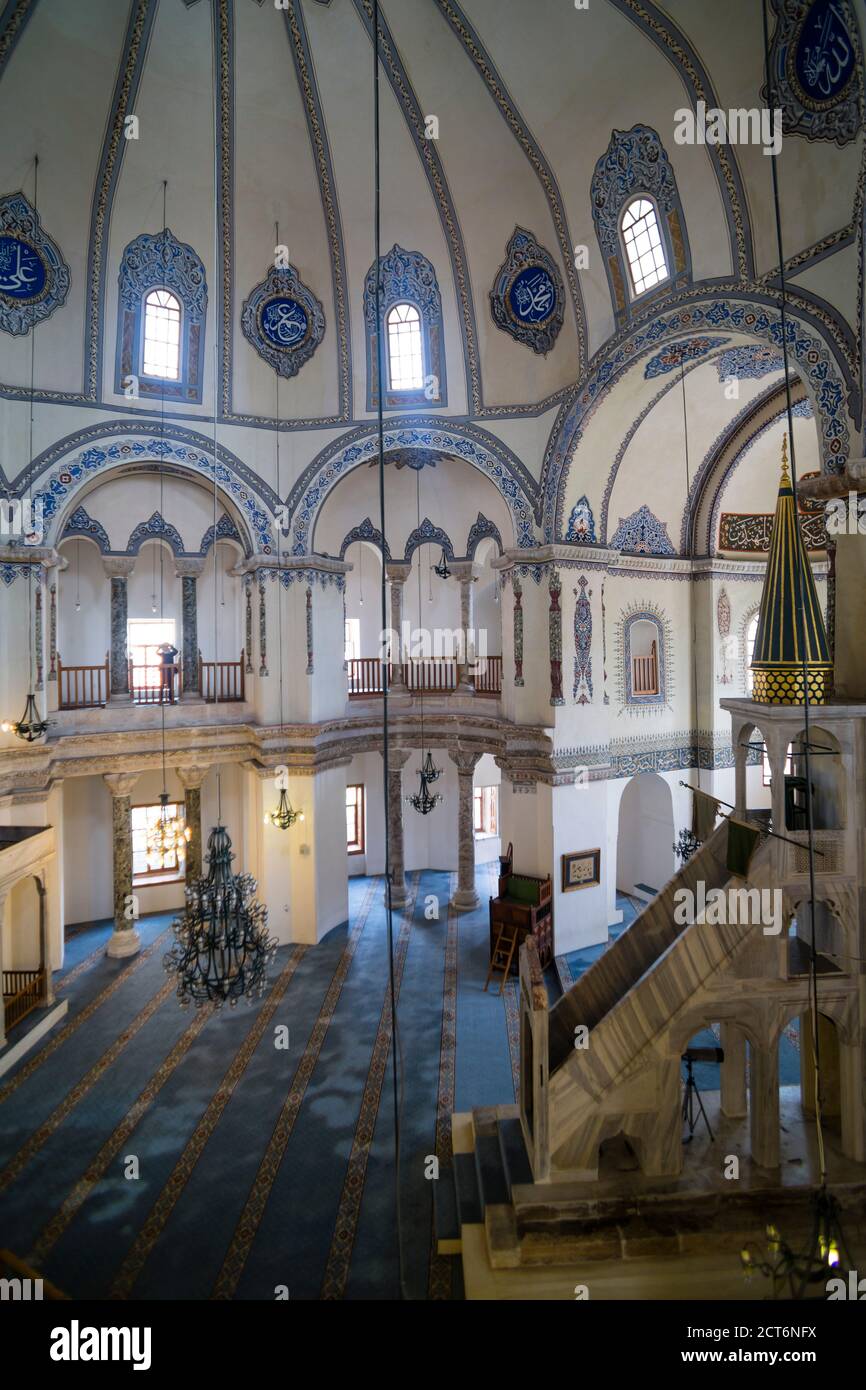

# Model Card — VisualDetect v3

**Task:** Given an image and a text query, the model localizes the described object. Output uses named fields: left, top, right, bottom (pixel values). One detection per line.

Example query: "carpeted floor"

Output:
left=0, top=873, right=805, bottom=1299
left=0, top=869, right=519, bottom=1301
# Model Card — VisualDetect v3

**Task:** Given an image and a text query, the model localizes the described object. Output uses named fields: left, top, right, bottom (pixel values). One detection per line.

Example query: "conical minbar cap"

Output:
left=750, top=438, right=831, bottom=704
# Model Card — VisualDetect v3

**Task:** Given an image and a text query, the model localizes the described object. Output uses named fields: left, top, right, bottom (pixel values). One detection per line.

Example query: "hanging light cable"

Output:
left=370, top=0, right=408, bottom=1300
left=407, top=470, right=442, bottom=812
left=2, top=155, right=50, bottom=744
left=165, top=22, right=273, bottom=1009
left=147, top=181, right=189, bottom=867
left=739, top=2, right=849, bottom=1293
left=266, top=227, right=302, bottom=832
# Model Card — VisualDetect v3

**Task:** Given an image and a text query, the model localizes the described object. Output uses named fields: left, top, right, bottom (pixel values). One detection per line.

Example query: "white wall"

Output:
left=615, top=771, right=676, bottom=896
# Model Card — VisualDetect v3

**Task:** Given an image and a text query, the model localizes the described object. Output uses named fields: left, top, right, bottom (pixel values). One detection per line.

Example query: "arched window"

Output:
left=142, top=289, right=181, bottom=381
left=116, top=229, right=207, bottom=402
left=386, top=302, right=424, bottom=392
left=620, top=197, right=669, bottom=299
left=363, top=245, right=446, bottom=409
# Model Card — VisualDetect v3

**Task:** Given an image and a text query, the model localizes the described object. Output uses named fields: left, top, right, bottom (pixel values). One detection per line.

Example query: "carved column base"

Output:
left=451, top=886, right=479, bottom=911
left=106, top=926, right=142, bottom=959
left=388, top=878, right=410, bottom=910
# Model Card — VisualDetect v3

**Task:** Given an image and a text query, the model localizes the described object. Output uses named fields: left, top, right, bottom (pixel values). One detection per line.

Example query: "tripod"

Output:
left=681, top=1054, right=714, bottom=1143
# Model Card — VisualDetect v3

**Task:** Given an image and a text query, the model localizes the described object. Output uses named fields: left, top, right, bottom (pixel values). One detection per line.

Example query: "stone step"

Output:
left=474, top=1132, right=510, bottom=1210
left=497, top=1115, right=533, bottom=1194
left=453, top=1152, right=483, bottom=1227
left=432, top=1167, right=460, bottom=1255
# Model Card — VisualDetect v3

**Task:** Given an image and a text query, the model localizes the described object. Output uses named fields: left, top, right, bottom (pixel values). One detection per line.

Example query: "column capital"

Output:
left=102, top=556, right=136, bottom=579
left=176, top=766, right=207, bottom=791
left=176, top=557, right=206, bottom=580
left=385, top=562, right=412, bottom=585
left=449, top=747, right=483, bottom=776
left=448, top=560, right=479, bottom=584
left=103, top=771, right=139, bottom=798
left=380, top=746, right=412, bottom=769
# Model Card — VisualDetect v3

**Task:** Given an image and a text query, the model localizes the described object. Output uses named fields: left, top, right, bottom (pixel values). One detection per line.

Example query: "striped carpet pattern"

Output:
left=0, top=869, right=517, bottom=1301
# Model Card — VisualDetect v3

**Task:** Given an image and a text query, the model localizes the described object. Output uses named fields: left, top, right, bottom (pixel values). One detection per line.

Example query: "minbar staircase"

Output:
left=435, top=820, right=797, bottom=1293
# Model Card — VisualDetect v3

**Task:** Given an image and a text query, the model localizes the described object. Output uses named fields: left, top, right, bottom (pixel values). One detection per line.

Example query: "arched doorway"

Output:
left=616, top=772, right=675, bottom=898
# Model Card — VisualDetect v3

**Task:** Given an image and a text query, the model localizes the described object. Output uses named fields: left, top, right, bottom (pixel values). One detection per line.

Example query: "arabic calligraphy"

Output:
left=795, top=0, right=854, bottom=102
left=0, top=235, right=46, bottom=299
left=261, top=296, right=309, bottom=349
left=508, top=266, right=556, bottom=324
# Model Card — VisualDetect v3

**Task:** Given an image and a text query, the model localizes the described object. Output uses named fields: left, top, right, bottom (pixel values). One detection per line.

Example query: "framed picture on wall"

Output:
left=561, top=848, right=601, bottom=893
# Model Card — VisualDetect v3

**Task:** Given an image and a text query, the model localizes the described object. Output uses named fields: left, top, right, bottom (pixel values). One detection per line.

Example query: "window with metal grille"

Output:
left=620, top=198, right=669, bottom=299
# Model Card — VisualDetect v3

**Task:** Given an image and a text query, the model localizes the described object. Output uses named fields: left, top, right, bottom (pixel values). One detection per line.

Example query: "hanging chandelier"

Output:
left=740, top=1188, right=850, bottom=1299
left=420, top=748, right=441, bottom=783
left=433, top=548, right=451, bottom=580
left=147, top=791, right=191, bottom=866
left=406, top=770, right=442, bottom=816
left=1, top=691, right=51, bottom=743
left=164, top=824, right=275, bottom=1008
left=673, top=828, right=701, bottom=864
left=265, top=785, right=304, bottom=830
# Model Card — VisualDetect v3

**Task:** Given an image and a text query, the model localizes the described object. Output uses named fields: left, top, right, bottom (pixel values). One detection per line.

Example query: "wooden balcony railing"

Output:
left=347, top=656, right=501, bottom=698
left=347, top=656, right=386, bottom=696
left=405, top=658, right=457, bottom=692
left=2, top=967, right=47, bottom=1031
left=128, top=661, right=180, bottom=705
left=472, top=655, right=502, bottom=695
left=632, top=645, right=659, bottom=697
left=57, top=652, right=109, bottom=710
left=199, top=651, right=245, bottom=703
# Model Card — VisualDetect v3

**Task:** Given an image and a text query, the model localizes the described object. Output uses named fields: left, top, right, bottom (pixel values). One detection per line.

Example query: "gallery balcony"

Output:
left=346, top=655, right=501, bottom=700
left=56, top=650, right=246, bottom=710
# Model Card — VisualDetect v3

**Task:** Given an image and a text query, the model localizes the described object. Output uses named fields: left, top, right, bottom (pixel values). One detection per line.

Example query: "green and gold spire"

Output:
left=750, top=435, right=832, bottom=705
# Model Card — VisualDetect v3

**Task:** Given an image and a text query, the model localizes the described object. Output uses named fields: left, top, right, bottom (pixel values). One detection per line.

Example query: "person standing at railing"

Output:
left=156, top=641, right=179, bottom=705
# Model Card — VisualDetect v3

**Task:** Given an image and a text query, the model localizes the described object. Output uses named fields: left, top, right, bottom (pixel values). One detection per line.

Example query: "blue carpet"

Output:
left=0, top=872, right=515, bottom=1301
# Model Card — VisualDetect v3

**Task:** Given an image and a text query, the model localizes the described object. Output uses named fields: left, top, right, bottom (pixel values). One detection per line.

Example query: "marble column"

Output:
left=450, top=561, right=478, bottom=694
left=177, top=767, right=205, bottom=882
left=104, top=771, right=140, bottom=958
left=177, top=557, right=205, bottom=697
left=750, top=1034, right=781, bottom=1170
left=34, top=875, right=55, bottom=1007
left=450, top=747, right=482, bottom=910
left=720, top=1022, right=748, bottom=1118
left=382, top=746, right=411, bottom=908
left=103, top=557, right=136, bottom=698
left=385, top=563, right=410, bottom=692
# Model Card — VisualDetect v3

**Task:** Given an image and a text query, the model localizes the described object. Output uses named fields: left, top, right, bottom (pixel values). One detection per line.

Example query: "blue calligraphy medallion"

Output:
left=261, top=296, right=310, bottom=350
left=0, top=234, right=47, bottom=300
left=508, top=265, right=556, bottom=325
left=490, top=228, right=564, bottom=355
left=241, top=266, right=324, bottom=378
left=794, top=0, right=856, bottom=104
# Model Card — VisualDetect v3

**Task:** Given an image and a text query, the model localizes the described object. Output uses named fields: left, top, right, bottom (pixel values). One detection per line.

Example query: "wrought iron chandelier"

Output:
left=406, top=770, right=443, bottom=816
left=673, top=828, right=701, bottom=864
left=164, top=824, right=276, bottom=1008
left=147, top=791, right=191, bottom=866
left=740, top=1188, right=850, bottom=1299
left=420, top=748, right=441, bottom=783
left=1, top=692, right=50, bottom=743
left=433, top=548, right=451, bottom=580
left=266, top=785, right=304, bottom=830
